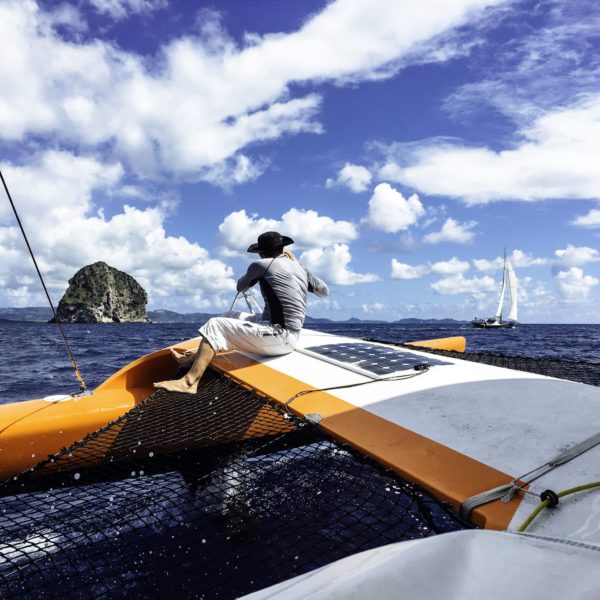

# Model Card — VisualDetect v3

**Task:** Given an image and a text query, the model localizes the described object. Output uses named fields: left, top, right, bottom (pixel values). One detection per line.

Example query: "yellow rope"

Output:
left=517, top=481, right=600, bottom=532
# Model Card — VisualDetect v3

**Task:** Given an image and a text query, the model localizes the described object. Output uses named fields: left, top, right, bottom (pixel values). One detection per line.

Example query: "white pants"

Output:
left=198, top=311, right=299, bottom=356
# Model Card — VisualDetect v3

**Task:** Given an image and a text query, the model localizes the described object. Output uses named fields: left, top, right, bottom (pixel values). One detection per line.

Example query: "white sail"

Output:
left=494, top=258, right=506, bottom=319
left=471, top=249, right=518, bottom=328
left=506, top=259, right=518, bottom=321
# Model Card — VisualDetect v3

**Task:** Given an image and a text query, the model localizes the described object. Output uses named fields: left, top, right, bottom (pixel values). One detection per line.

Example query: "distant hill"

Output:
left=0, top=307, right=53, bottom=321
left=303, top=315, right=333, bottom=324
left=392, top=318, right=468, bottom=324
left=147, top=309, right=218, bottom=323
left=0, top=307, right=468, bottom=325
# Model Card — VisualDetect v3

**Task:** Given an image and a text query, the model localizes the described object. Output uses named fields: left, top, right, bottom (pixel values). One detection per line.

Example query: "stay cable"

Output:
left=0, top=170, right=87, bottom=394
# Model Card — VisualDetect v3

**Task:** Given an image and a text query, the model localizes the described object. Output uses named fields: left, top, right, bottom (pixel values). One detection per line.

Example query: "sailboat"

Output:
left=472, top=250, right=517, bottom=329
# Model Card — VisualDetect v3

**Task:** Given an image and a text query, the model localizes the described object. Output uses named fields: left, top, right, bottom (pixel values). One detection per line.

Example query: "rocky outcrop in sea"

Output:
left=54, top=262, right=150, bottom=323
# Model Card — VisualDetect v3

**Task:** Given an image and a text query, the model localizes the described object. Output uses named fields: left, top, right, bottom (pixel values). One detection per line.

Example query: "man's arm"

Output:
left=237, top=261, right=264, bottom=292
left=304, top=266, right=329, bottom=298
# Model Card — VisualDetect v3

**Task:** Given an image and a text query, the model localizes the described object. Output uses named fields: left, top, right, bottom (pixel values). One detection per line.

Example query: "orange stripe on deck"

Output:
left=213, top=350, right=522, bottom=530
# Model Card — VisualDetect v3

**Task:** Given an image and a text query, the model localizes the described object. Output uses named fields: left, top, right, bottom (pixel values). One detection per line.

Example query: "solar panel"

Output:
left=303, top=343, right=452, bottom=377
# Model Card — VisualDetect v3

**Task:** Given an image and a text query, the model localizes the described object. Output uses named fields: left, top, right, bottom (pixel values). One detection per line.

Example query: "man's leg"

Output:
left=154, top=339, right=216, bottom=394
left=170, top=348, right=196, bottom=368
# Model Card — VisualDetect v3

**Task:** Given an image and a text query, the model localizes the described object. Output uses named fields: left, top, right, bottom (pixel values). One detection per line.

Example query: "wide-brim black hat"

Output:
left=247, top=231, right=294, bottom=253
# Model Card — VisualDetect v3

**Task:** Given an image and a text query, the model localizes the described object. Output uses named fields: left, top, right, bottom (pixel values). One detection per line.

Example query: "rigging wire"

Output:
left=0, top=170, right=87, bottom=394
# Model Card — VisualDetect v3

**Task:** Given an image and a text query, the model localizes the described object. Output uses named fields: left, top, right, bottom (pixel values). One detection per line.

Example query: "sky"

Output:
left=1, top=0, right=600, bottom=323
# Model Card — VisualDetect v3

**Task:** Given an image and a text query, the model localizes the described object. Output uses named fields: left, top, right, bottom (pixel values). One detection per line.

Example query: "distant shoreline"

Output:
left=0, top=307, right=473, bottom=324
left=0, top=307, right=593, bottom=325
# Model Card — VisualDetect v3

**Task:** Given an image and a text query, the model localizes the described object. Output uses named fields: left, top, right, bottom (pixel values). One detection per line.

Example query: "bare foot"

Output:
left=153, top=376, right=198, bottom=394
left=170, top=348, right=195, bottom=368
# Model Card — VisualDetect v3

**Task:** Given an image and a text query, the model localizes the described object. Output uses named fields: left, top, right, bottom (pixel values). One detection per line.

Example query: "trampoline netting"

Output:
left=0, top=368, right=469, bottom=600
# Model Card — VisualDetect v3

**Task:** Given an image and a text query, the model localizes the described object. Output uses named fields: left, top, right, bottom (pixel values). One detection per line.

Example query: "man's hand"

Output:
left=284, top=251, right=296, bottom=261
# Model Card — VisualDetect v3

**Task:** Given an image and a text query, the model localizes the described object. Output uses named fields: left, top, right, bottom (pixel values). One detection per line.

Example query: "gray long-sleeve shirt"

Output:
left=237, top=255, right=328, bottom=332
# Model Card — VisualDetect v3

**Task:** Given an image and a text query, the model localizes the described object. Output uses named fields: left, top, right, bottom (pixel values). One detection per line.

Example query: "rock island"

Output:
left=53, top=262, right=150, bottom=323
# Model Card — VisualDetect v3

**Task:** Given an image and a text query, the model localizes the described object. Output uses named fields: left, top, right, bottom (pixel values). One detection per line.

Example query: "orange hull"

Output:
left=0, top=335, right=465, bottom=484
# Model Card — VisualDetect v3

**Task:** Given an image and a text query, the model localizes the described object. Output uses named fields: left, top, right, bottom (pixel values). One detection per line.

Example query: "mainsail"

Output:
left=506, top=259, right=518, bottom=322
left=495, top=253, right=517, bottom=322
left=495, top=264, right=507, bottom=320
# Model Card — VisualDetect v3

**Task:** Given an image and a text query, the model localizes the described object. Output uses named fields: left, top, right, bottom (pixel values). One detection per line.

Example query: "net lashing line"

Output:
left=0, top=369, right=470, bottom=600
left=363, top=338, right=600, bottom=388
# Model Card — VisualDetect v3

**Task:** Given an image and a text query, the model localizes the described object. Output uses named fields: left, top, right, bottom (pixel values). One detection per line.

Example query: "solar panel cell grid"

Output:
left=304, top=343, right=452, bottom=376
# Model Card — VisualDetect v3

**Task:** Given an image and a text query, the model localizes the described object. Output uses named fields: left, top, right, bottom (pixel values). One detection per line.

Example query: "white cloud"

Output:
left=430, top=257, right=470, bottom=275
left=430, top=273, right=496, bottom=295
left=364, top=183, right=424, bottom=233
left=362, top=302, right=385, bottom=313
left=0, top=0, right=506, bottom=183
left=423, top=217, right=476, bottom=244
left=0, top=150, right=123, bottom=225
left=474, top=249, right=548, bottom=272
left=572, top=209, right=600, bottom=229
left=443, top=2, right=600, bottom=126
left=218, top=208, right=358, bottom=256
left=554, top=245, right=600, bottom=269
left=300, top=244, right=379, bottom=285
left=555, top=267, right=599, bottom=302
left=510, top=249, right=548, bottom=269
left=390, top=259, right=429, bottom=280
left=308, top=296, right=341, bottom=313
left=326, top=163, right=372, bottom=193
left=88, top=0, right=167, bottom=20
left=379, top=96, right=600, bottom=204
left=282, top=208, right=358, bottom=248
left=390, top=256, right=469, bottom=280
left=0, top=151, right=235, bottom=308
left=218, top=210, right=279, bottom=257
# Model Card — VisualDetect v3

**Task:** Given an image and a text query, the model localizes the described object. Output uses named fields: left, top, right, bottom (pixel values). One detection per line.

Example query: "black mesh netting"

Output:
left=395, top=344, right=600, bottom=387
left=0, top=368, right=470, bottom=600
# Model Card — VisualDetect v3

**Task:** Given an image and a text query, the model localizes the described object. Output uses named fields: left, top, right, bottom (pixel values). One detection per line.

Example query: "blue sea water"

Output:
left=1, top=320, right=599, bottom=405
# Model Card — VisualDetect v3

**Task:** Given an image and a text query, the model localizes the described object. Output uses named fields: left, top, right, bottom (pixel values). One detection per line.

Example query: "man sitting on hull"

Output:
left=154, top=231, right=329, bottom=394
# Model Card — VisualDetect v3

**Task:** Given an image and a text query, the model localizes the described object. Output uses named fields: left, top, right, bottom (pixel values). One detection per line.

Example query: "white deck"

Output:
left=240, top=329, right=600, bottom=545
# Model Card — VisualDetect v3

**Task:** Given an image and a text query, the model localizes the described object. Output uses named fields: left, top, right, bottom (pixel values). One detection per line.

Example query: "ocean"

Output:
left=1, top=320, right=599, bottom=405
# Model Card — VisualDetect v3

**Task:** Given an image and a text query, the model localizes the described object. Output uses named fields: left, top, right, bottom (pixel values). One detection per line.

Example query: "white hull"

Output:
left=229, top=328, right=600, bottom=598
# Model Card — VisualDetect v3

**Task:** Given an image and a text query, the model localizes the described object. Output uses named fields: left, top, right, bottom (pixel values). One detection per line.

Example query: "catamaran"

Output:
left=472, top=250, right=518, bottom=328
left=2, top=173, right=600, bottom=599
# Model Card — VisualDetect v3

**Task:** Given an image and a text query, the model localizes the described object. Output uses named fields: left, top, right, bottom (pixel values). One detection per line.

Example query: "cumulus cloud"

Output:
left=390, top=260, right=429, bottom=280
left=430, top=273, right=496, bottom=295
left=326, top=163, right=372, bottom=193
left=364, top=183, right=424, bottom=233
left=473, top=249, right=548, bottom=272
left=0, top=0, right=505, bottom=183
left=555, top=267, right=599, bottom=302
left=300, top=244, right=379, bottom=285
left=218, top=208, right=358, bottom=256
left=390, top=256, right=469, bottom=280
left=362, top=302, right=385, bottom=314
left=423, top=217, right=476, bottom=244
left=379, top=96, right=600, bottom=204
left=571, top=209, right=600, bottom=229
left=554, top=245, right=600, bottom=269
left=430, top=257, right=470, bottom=275
left=0, top=150, right=123, bottom=225
left=0, top=152, right=235, bottom=308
